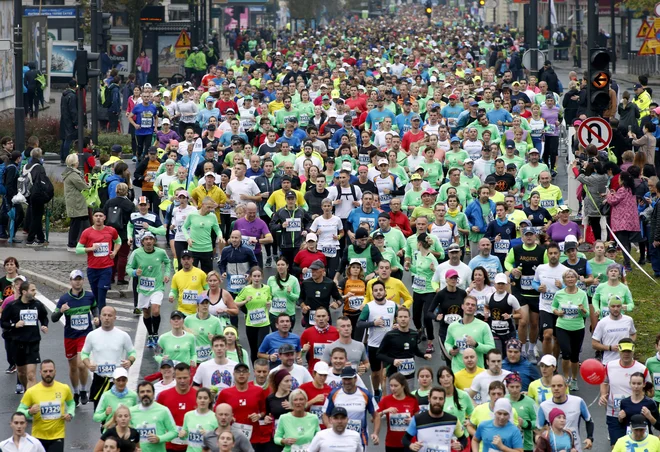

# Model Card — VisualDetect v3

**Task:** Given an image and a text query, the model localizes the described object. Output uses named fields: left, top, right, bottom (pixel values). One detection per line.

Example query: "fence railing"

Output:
left=627, top=52, right=660, bottom=76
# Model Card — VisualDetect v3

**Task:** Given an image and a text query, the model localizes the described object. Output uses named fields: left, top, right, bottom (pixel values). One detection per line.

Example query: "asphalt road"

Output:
left=0, top=66, right=613, bottom=450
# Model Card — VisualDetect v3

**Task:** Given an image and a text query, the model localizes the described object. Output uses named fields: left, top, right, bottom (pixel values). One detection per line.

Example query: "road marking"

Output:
left=107, top=298, right=135, bottom=307
left=36, top=293, right=65, bottom=325
left=111, top=306, right=137, bottom=314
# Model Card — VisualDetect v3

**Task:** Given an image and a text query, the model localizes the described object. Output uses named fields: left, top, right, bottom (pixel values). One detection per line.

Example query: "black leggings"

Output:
left=556, top=327, right=585, bottom=363
left=192, top=250, right=214, bottom=273
left=280, top=247, right=297, bottom=268
left=246, top=325, right=270, bottom=363
left=90, top=373, right=113, bottom=409
left=174, top=241, right=188, bottom=269
left=135, top=134, right=152, bottom=159
left=588, top=216, right=602, bottom=242
left=543, top=135, right=559, bottom=170
left=39, top=439, right=64, bottom=452
left=412, top=292, right=435, bottom=340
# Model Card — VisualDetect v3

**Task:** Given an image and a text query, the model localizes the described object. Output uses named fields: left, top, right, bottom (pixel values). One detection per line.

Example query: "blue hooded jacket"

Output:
left=465, top=199, right=496, bottom=233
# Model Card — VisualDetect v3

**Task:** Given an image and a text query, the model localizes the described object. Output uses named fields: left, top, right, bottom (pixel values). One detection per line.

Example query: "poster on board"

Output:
left=108, top=40, right=133, bottom=76
left=157, top=35, right=185, bottom=79
left=0, top=0, right=14, bottom=100
left=51, top=41, right=78, bottom=77
left=23, top=16, right=48, bottom=75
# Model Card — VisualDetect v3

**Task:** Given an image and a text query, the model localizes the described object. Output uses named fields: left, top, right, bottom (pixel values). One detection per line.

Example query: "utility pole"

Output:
left=610, top=0, right=616, bottom=72
left=575, top=0, right=582, bottom=68
left=13, top=0, right=25, bottom=154
left=77, top=39, right=85, bottom=154
left=90, top=0, right=99, bottom=143
left=524, top=0, right=539, bottom=73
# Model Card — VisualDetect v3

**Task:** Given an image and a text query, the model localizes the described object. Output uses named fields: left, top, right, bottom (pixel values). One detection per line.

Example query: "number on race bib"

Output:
left=70, top=314, right=90, bottom=331
left=182, top=290, right=198, bottom=304
left=271, top=298, right=287, bottom=313
left=248, top=308, right=267, bottom=324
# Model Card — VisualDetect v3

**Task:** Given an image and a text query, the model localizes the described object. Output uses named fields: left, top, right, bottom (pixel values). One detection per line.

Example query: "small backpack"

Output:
left=100, top=84, right=113, bottom=108
left=18, top=165, right=36, bottom=198
left=105, top=204, right=124, bottom=231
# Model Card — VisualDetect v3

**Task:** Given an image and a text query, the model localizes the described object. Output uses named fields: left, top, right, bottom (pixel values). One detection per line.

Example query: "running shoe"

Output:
left=569, top=379, right=579, bottom=391
left=15, top=384, right=24, bottom=394
left=74, top=393, right=80, bottom=407
left=425, top=342, right=435, bottom=354
left=80, top=390, right=89, bottom=405
left=133, top=308, right=142, bottom=315
left=5, top=365, right=16, bottom=374
left=265, top=257, right=272, bottom=268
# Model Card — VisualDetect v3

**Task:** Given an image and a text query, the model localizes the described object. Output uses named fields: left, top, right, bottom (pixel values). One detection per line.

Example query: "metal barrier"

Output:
left=627, top=52, right=660, bottom=76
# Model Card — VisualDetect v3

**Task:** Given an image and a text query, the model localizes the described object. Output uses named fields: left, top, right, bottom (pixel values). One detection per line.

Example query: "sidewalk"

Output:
left=551, top=57, right=658, bottom=88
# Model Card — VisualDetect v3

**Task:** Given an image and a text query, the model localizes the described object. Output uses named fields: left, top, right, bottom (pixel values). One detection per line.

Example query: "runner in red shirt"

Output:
left=299, top=361, right=332, bottom=429
left=377, top=373, right=420, bottom=448
left=215, top=89, right=239, bottom=117
left=156, top=363, right=199, bottom=452
left=77, top=209, right=121, bottom=310
left=299, top=307, right=338, bottom=369
left=293, top=235, right=327, bottom=281
left=215, top=362, right=267, bottom=447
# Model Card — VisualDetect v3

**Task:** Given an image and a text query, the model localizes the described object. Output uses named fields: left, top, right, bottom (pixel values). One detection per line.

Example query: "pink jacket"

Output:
left=606, top=187, right=640, bottom=232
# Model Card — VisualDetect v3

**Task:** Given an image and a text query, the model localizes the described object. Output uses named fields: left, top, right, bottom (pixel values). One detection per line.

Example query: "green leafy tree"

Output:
left=621, top=0, right=654, bottom=16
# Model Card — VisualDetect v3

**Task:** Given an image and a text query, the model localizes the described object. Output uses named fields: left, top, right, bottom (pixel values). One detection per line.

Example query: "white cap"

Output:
left=463, top=158, right=474, bottom=165
left=341, top=161, right=353, bottom=170
left=204, top=172, right=216, bottom=178
left=112, top=368, right=128, bottom=379
left=69, top=269, right=85, bottom=279
left=539, top=354, right=557, bottom=366
left=564, top=234, right=578, bottom=243
left=494, top=273, right=509, bottom=284
left=162, top=118, right=170, bottom=125
left=306, top=233, right=318, bottom=242
left=328, top=110, right=338, bottom=118
left=313, top=361, right=329, bottom=375
left=377, top=158, right=389, bottom=166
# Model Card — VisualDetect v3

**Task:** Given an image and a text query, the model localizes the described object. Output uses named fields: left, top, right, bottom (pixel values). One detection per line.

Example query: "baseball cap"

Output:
left=450, top=136, right=461, bottom=143
left=355, top=227, right=369, bottom=240
left=341, top=161, right=353, bottom=171
left=111, top=144, right=122, bottom=154
left=341, top=367, right=357, bottom=378
left=148, top=146, right=158, bottom=154
left=377, top=158, right=389, bottom=166
left=170, top=310, right=185, bottom=319
left=558, top=205, right=571, bottom=213
left=306, top=233, right=318, bottom=242
left=313, top=361, right=330, bottom=375
left=528, top=148, right=540, bottom=154
left=180, top=249, right=193, bottom=259
left=422, top=188, right=437, bottom=196
left=328, top=110, right=338, bottom=118
left=205, top=97, right=216, bottom=103
left=485, top=175, right=497, bottom=184
left=449, top=94, right=459, bottom=100
left=70, top=269, right=84, bottom=280
left=204, top=172, right=216, bottom=178
left=138, top=196, right=149, bottom=205
left=447, top=243, right=461, bottom=253
left=234, top=362, right=250, bottom=372
left=162, top=118, right=170, bottom=125
left=505, top=139, right=515, bottom=149
left=244, top=95, right=253, bottom=101
left=372, top=231, right=385, bottom=240
left=112, top=368, right=129, bottom=379
left=331, top=407, right=348, bottom=417
left=309, top=259, right=325, bottom=270
left=630, top=414, right=648, bottom=430
left=349, top=258, right=364, bottom=266
left=159, top=359, right=174, bottom=369
left=177, top=190, right=189, bottom=198
left=506, top=163, right=517, bottom=171
left=633, top=83, right=643, bottom=90
left=285, top=191, right=297, bottom=199
left=278, top=343, right=296, bottom=354
left=539, top=354, right=557, bottom=367
left=522, top=226, right=537, bottom=235
left=410, top=173, right=422, bottom=180
left=226, top=108, right=236, bottom=114
left=445, top=269, right=460, bottom=278
left=140, top=231, right=155, bottom=241
left=618, top=341, right=634, bottom=352
left=469, top=101, right=479, bottom=106
left=196, top=294, right=210, bottom=304
left=564, top=235, right=578, bottom=250
left=463, top=158, right=474, bottom=165
left=494, top=273, right=509, bottom=284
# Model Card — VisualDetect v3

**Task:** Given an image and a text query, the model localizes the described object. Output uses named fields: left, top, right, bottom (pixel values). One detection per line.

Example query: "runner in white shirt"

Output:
left=193, top=335, right=238, bottom=393
left=327, top=171, right=362, bottom=220
left=310, top=200, right=344, bottom=279
left=592, top=297, right=638, bottom=364
left=467, top=349, right=510, bottom=404
left=372, top=160, right=404, bottom=212
left=225, top=163, right=262, bottom=218
left=532, top=243, right=568, bottom=358
left=0, top=412, right=46, bottom=452
left=269, top=344, right=313, bottom=390
left=429, top=204, right=459, bottom=256
left=537, top=375, right=594, bottom=452
left=432, top=244, right=472, bottom=290
left=309, top=407, right=362, bottom=452
left=154, top=360, right=176, bottom=398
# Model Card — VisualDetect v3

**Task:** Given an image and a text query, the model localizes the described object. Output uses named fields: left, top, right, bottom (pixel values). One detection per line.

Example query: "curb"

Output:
left=22, top=268, right=129, bottom=299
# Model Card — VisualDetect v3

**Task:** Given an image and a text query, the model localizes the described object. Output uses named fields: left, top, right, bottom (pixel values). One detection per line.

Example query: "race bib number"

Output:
left=196, top=345, right=212, bottom=361
left=188, top=431, right=204, bottom=447
left=455, top=336, right=468, bottom=351
left=291, top=444, right=310, bottom=452
left=412, top=275, right=427, bottom=291
left=286, top=218, right=302, bottom=232
left=322, top=245, right=337, bottom=258
left=241, top=237, right=256, bottom=250
left=588, top=285, right=598, bottom=297
left=241, top=119, right=255, bottom=129
left=348, top=296, right=364, bottom=310
left=271, top=297, right=287, bottom=313
left=310, top=405, right=324, bottom=422
left=347, top=419, right=362, bottom=433
left=355, top=258, right=367, bottom=272
left=563, top=305, right=579, bottom=319
left=299, top=113, right=310, bottom=124
left=139, top=277, right=156, bottom=291
left=140, top=114, right=154, bottom=129
left=440, top=239, right=451, bottom=249
left=444, top=314, right=462, bottom=325
left=182, top=290, right=198, bottom=305
left=137, top=423, right=157, bottom=442
left=359, top=217, right=375, bottom=229
left=70, top=314, right=89, bottom=331
left=308, top=310, right=316, bottom=326
left=39, top=402, right=61, bottom=420
left=359, top=154, right=370, bottom=164
left=228, top=274, right=248, bottom=292
left=491, top=319, right=509, bottom=332
left=541, top=292, right=555, bottom=301
left=97, top=362, right=116, bottom=377
left=93, top=242, right=110, bottom=257
left=540, top=200, right=554, bottom=208
left=425, top=444, right=450, bottom=452
left=397, top=359, right=415, bottom=376
left=380, top=193, right=392, bottom=204
left=520, top=276, right=534, bottom=290
left=600, top=307, right=610, bottom=318
left=248, top=308, right=267, bottom=324
left=494, top=240, right=510, bottom=254
left=303, top=270, right=312, bottom=280
left=234, top=423, right=253, bottom=440
left=313, top=343, right=326, bottom=359
left=20, top=309, right=38, bottom=326
left=653, top=375, right=660, bottom=391
left=389, top=413, right=411, bottom=431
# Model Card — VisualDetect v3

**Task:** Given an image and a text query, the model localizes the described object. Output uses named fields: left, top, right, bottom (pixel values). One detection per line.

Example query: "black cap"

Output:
left=111, top=144, right=123, bottom=154
left=373, top=232, right=385, bottom=240
left=340, top=367, right=357, bottom=378
left=281, top=175, right=292, bottom=182
left=234, top=362, right=250, bottom=372
left=148, top=146, right=158, bottom=154
left=331, top=406, right=348, bottom=417
left=285, top=191, right=296, bottom=199
left=355, top=227, right=369, bottom=240
left=170, top=310, right=185, bottom=319
left=485, top=175, right=497, bottom=184
left=378, top=211, right=390, bottom=220
left=309, top=259, right=326, bottom=270
left=160, top=359, right=174, bottom=368
left=506, top=163, right=517, bottom=170
left=180, top=249, right=193, bottom=258
left=278, top=343, right=296, bottom=354
left=631, top=414, right=648, bottom=430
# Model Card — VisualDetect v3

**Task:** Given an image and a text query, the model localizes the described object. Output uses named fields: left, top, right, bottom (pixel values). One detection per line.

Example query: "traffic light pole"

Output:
left=91, top=0, right=99, bottom=143
left=13, top=0, right=25, bottom=154
left=77, top=39, right=85, bottom=154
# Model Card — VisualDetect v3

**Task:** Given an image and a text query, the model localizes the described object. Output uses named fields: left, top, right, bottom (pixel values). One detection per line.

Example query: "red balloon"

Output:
left=580, top=358, right=606, bottom=385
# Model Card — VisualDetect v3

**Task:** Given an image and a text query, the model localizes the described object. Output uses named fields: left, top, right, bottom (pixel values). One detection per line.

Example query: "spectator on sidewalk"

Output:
left=24, top=148, right=54, bottom=246
left=59, top=79, right=78, bottom=165
left=62, top=154, right=90, bottom=252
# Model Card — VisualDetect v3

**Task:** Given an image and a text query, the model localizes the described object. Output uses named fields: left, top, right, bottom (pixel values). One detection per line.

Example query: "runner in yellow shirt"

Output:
left=17, top=360, right=75, bottom=446
left=535, top=171, right=564, bottom=217
left=363, top=260, right=413, bottom=308
left=169, top=250, right=209, bottom=316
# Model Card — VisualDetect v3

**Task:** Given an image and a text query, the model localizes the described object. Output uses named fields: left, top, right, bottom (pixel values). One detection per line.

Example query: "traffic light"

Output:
left=75, top=49, right=101, bottom=86
left=425, top=5, right=432, bottom=17
left=588, top=48, right=611, bottom=116
left=479, top=0, right=485, bottom=5
left=94, top=12, right=112, bottom=52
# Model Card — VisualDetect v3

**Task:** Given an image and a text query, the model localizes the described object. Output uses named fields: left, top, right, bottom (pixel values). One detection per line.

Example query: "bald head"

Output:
left=214, top=403, right=234, bottom=427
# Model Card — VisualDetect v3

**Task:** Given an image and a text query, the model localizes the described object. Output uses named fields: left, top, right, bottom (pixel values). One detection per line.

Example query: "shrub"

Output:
left=0, top=117, right=60, bottom=154
left=96, top=132, right=132, bottom=154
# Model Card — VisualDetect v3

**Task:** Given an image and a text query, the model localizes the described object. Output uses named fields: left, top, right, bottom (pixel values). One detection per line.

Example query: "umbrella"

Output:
left=45, top=199, right=53, bottom=243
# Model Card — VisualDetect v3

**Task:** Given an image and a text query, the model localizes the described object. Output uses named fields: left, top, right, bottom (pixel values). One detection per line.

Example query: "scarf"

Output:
left=111, top=386, right=130, bottom=399
left=315, top=325, right=330, bottom=334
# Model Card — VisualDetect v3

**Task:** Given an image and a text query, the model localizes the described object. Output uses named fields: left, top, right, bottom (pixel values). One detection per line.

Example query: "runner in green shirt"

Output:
left=126, top=232, right=172, bottom=347
left=266, top=256, right=301, bottom=321
left=156, top=311, right=196, bottom=367
left=592, top=264, right=634, bottom=319
left=182, top=199, right=221, bottom=254
left=505, top=373, right=537, bottom=451
left=645, top=338, right=660, bottom=405
left=184, top=295, right=225, bottom=364
left=130, top=382, right=178, bottom=452
left=445, top=196, right=470, bottom=247
left=420, top=149, right=444, bottom=188
left=402, top=174, right=425, bottom=214
left=180, top=388, right=218, bottom=452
